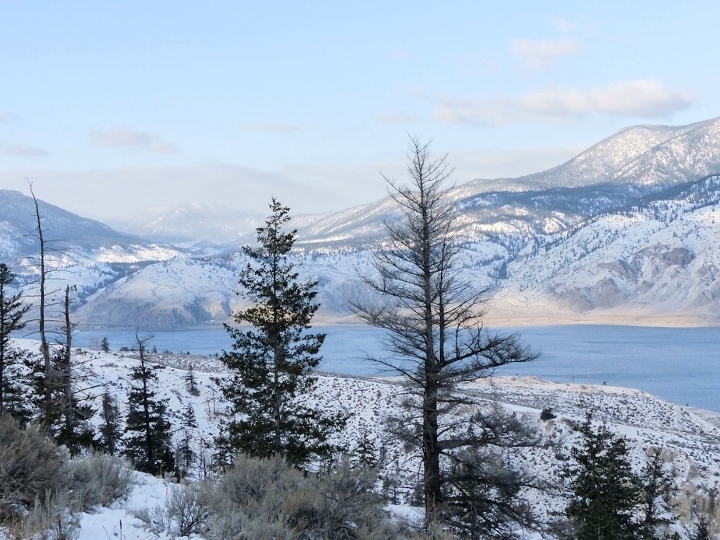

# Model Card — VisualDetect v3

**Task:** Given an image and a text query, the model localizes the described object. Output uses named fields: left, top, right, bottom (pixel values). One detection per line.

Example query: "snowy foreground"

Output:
left=11, top=340, right=720, bottom=539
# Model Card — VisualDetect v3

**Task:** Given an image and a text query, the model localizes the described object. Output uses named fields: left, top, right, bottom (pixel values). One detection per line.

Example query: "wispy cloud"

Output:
left=377, top=112, right=418, bottom=125
left=510, top=38, right=584, bottom=70
left=3, top=144, right=50, bottom=157
left=92, top=126, right=175, bottom=153
left=239, top=121, right=299, bottom=133
left=435, top=79, right=693, bottom=126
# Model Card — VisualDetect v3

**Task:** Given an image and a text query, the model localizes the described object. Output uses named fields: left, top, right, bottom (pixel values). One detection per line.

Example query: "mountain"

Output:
left=106, top=202, right=265, bottom=247
left=0, top=189, right=186, bottom=314
left=5, top=117, right=720, bottom=328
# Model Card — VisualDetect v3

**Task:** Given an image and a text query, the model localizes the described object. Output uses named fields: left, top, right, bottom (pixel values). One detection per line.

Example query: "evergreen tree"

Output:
left=564, top=414, right=640, bottom=540
left=354, top=429, right=378, bottom=468
left=123, top=338, right=174, bottom=475
left=177, top=402, right=197, bottom=472
left=100, top=337, right=110, bottom=353
left=0, top=263, right=32, bottom=423
left=185, top=363, right=200, bottom=396
left=692, top=516, right=711, bottom=540
left=99, top=389, right=122, bottom=455
left=638, top=450, right=674, bottom=539
left=215, top=199, right=344, bottom=467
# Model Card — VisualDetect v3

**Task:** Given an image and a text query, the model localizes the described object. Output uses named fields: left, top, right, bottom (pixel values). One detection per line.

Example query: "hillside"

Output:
left=15, top=339, right=720, bottom=539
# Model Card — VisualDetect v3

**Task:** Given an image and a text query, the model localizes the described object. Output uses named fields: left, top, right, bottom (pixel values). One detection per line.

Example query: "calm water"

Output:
left=74, top=324, right=720, bottom=412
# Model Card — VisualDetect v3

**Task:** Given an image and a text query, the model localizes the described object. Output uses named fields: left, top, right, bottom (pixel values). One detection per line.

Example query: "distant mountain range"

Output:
left=3, top=116, right=720, bottom=328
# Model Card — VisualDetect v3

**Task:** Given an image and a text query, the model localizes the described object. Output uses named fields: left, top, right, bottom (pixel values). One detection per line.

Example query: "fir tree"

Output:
left=564, top=414, right=640, bottom=540
left=638, top=450, right=674, bottom=539
left=123, top=337, right=174, bottom=475
left=692, top=516, right=711, bottom=540
left=185, top=363, right=200, bottom=396
left=100, top=337, right=110, bottom=353
left=177, top=402, right=197, bottom=471
left=99, top=389, right=122, bottom=455
left=215, top=199, right=345, bottom=467
left=0, top=263, right=32, bottom=424
left=354, top=429, right=378, bottom=468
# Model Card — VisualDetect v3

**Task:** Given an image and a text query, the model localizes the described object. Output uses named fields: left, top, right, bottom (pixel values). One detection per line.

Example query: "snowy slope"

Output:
left=11, top=337, right=720, bottom=539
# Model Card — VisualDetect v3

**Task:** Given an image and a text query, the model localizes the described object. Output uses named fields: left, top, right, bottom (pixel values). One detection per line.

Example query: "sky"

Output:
left=1, top=1, right=719, bottom=223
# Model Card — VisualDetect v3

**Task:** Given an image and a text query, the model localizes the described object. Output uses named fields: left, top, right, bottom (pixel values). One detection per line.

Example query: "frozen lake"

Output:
left=74, top=324, right=720, bottom=412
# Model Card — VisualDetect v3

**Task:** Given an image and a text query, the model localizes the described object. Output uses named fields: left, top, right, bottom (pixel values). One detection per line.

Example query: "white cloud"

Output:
left=3, top=144, right=50, bottom=157
left=510, top=38, right=584, bottom=70
left=92, top=126, right=175, bottom=153
left=239, top=122, right=299, bottom=133
left=435, top=79, right=693, bottom=125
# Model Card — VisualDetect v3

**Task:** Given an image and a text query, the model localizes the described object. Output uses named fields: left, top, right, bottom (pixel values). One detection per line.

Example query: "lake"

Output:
left=73, top=324, right=720, bottom=412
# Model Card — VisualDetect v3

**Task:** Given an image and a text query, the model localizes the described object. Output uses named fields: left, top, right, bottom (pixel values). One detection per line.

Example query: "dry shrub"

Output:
left=201, top=454, right=409, bottom=539
left=0, top=415, right=67, bottom=523
left=63, top=453, right=137, bottom=511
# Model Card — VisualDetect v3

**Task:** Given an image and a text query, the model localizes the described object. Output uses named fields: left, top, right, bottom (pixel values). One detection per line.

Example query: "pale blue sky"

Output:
left=1, top=1, right=718, bottom=220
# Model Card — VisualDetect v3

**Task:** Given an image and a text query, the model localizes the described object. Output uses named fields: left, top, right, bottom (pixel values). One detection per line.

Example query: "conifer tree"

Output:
left=177, top=402, right=197, bottom=471
left=100, top=337, right=110, bottom=353
left=215, top=199, right=344, bottom=467
left=692, top=516, right=711, bottom=540
left=123, top=337, right=174, bottom=475
left=638, top=450, right=674, bottom=540
left=0, top=263, right=32, bottom=424
left=564, top=414, right=640, bottom=540
left=99, top=389, right=122, bottom=455
left=185, top=363, right=200, bottom=396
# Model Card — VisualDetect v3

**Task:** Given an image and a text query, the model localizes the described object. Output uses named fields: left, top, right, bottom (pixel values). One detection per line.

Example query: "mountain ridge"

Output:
left=4, top=117, right=720, bottom=328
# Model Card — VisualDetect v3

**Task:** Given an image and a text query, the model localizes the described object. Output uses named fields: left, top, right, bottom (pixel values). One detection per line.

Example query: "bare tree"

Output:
left=351, top=137, right=537, bottom=530
left=28, top=183, right=53, bottom=421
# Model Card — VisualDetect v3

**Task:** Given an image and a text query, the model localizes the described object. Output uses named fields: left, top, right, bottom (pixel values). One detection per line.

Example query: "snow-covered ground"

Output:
left=7, top=339, right=720, bottom=539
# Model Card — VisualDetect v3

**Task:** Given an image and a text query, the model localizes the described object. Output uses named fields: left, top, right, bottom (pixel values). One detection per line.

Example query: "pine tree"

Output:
left=564, top=414, right=640, bottom=540
left=692, top=516, right=711, bottom=540
left=100, top=337, right=110, bottom=353
left=185, top=363, right=200, bottom=396
left=354, top=430, right=378, bottom=468
left=177, top=402, right=197, bottom=472
left=99, top=390, right=122, bottom=455
left=215, top=199, right=345, bottom=467
left=0, top=263, right=32, bottom=424
left=638, top=450, right=674, bottom=539
left=123, top=338, right=174, bottom=475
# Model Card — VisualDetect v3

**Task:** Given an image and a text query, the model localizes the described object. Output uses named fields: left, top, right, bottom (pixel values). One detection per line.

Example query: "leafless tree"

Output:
left=351, top=137, right=538, bottom=532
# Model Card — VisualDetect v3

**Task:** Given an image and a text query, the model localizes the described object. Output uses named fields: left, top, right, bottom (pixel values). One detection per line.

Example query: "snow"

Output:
left=4, top=337, right=720, bottom=539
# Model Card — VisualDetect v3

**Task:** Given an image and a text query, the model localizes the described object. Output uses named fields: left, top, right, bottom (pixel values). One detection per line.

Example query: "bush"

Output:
left=0, top=415, right=67, bottom=522
left=202, top=454, right=408, bottom=539
left=165, top=483, right=211, bottom=537
left=19, top=489, right=79, bottom=540
left=63, top=453, right=136, bottom=510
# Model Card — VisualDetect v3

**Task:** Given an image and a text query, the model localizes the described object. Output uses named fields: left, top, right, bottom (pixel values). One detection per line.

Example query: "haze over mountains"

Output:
left=3, top=116, right=720, bottom=328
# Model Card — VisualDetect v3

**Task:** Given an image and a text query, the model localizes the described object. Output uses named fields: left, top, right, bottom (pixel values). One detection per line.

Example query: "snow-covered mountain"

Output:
left=107, top=202, right=264, bottom=247
left=4, top=117, right=720, bottom=328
